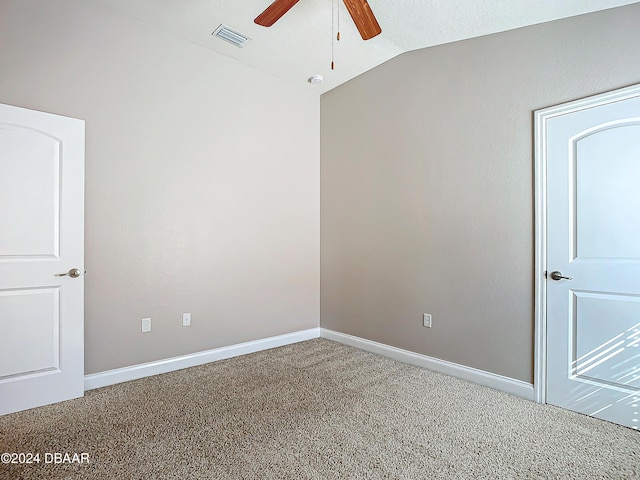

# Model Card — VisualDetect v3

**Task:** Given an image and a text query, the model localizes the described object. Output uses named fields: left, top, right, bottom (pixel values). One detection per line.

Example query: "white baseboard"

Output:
left=320, top=329, right=535, bottom=401
left=84, top=328, right=321, bottom=391
left=85, top=327, right=534, bottom=401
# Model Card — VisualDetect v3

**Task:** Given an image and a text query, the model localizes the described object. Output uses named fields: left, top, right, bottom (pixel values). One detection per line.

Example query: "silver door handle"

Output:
left=549, top=271, right=572, bottom=281
left=56, top=268, right=82, bottom=278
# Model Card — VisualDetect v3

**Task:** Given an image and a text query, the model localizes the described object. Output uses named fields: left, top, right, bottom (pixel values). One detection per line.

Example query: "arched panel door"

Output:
left=537, top=85, right=640, bottom=429
left=0, top=103, right=84, bottom=415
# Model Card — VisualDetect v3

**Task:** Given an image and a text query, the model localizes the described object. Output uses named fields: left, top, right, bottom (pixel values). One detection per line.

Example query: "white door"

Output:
left=0, top=103, right=84, bottom=415
left=536, top=84, right=640, bottom=429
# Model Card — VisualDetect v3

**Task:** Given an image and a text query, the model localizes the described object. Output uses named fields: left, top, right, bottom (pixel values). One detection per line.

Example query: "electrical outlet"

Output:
left=423, top=313, right=432, bottom=328
left=142, top=317, right=152, bottom=333
left=182, top=312, right=191, bottom=327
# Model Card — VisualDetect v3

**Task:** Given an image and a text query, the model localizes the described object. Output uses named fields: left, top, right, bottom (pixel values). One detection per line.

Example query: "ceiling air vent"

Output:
left=212, top=24, right=250, bottom=48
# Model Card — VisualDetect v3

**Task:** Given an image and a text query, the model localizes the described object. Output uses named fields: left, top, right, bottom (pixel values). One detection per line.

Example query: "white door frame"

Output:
left=533, top=83, right=640, bottom=404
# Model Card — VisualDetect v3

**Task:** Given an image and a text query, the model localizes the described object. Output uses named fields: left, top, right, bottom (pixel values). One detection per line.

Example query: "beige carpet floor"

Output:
left=0, top=338, right=638, bottom=479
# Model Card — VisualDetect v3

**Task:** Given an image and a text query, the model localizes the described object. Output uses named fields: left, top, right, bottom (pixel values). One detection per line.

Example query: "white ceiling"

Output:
left=93, top=0, right=639, bottom=95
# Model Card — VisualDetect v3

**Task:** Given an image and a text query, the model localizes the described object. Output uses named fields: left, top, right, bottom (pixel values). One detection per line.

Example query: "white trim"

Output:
left=84, top=328, right=320, bottom=391
left=532, top=83, right=640, bottom=405
left=533, top=104, right=548, bottom=405
left=85, top=326, right=536, bottom=400
left=320, top=329, right=535, bottom=401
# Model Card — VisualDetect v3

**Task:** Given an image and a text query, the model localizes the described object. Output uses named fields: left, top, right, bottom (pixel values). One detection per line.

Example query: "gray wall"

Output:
left=320, top=4, right=640, bottom=383
left=0, top=0, right=320, bottom=374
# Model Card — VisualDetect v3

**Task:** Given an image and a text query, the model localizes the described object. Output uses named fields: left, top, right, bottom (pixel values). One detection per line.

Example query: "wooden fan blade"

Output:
left=255, top=0, right=301, bottom=27
left=342, top=0, right=382, bottom=40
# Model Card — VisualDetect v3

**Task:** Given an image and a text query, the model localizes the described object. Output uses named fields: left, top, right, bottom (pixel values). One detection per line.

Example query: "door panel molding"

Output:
left=0, top=124, right=62, bottom=259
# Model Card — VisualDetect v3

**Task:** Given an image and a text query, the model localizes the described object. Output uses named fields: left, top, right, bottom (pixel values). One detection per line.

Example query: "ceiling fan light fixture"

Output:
left=212, top=24, right=250, bottom=48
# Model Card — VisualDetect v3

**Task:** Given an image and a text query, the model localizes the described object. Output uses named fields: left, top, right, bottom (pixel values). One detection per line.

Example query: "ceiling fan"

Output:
left=254, top=0, right=382, bottom=40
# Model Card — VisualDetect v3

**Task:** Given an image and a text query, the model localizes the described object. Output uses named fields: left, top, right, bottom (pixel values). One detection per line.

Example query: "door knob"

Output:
left=56, top=268, right=82, bottom=278
left=550, top=271, right=572, bottom=281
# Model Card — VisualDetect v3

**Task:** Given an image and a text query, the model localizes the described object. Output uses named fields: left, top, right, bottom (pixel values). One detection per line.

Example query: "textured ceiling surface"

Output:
left=93, top=0, right=639, bottom=94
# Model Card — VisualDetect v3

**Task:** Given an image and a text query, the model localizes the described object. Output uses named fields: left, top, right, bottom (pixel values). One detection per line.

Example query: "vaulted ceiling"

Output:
left=93, top=0, right=639, bottom=95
